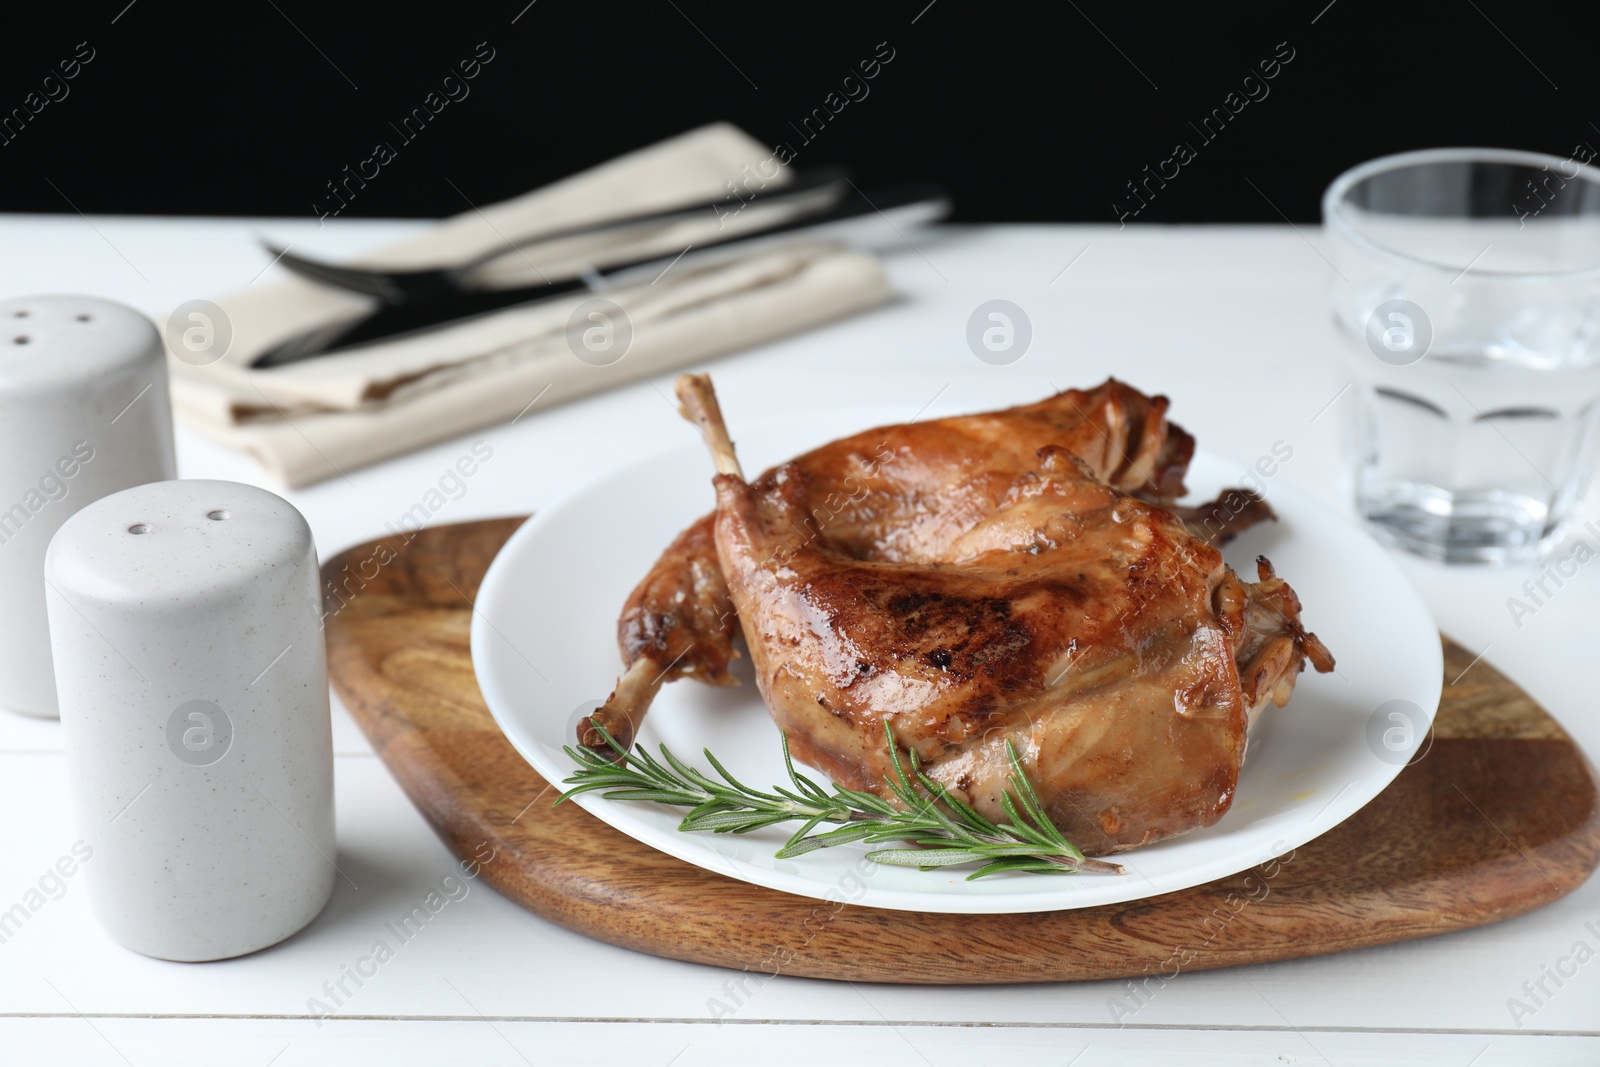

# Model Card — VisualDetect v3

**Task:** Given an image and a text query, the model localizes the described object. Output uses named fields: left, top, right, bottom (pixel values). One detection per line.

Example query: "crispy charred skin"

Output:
left=709, top=443, right=1332, bottom=854
left=585, top=378, right=1303, bottom=773
left=580, top=512, right=741, bottom=756
left=599, top=379, right=1197, bottom=680
left=617, top=515, right=740, bottom=688
left=579, top=376, right=745, bottom=760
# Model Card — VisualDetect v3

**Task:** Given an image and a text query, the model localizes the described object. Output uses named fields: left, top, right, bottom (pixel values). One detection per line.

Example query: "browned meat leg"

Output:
left=577, top=377, right=746, bottom=759
left=676, top=375, right=1332, bottom=852
left=582, top=380, right=1202, bottom=747
left=582, top=377, right=1322, bottom=766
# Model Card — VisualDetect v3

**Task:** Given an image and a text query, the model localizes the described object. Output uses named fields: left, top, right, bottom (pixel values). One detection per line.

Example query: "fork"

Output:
left=248, top=182, right=949, bottom=368
left=263, top=166, right=851, bottom=305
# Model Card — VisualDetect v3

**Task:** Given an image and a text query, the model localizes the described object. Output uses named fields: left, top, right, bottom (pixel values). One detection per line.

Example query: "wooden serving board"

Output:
left=323, top=516, right=1600, bottom=984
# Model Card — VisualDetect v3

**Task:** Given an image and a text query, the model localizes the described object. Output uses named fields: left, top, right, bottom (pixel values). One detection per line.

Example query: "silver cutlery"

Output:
left=262, top=167, right=852, bottom=305
left=249, top=183, right=948, bottom=368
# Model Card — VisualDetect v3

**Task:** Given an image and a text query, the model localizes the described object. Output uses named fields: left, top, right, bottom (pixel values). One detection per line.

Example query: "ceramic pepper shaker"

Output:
left=45, top=479, right=336, bottom=961
left=0, top=294, right=176, bottom=718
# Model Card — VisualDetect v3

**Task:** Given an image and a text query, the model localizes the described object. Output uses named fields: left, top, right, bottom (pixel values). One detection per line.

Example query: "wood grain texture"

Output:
left=323, top=517, right=1600, bottom=984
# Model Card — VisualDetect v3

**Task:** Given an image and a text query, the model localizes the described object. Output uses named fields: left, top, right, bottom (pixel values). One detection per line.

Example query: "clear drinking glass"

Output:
left=1323, top=147, right=1600, bottom=564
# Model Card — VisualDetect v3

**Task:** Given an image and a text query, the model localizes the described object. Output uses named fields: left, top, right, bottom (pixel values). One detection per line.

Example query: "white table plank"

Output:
left=2, top=216, right=1597, bottom=1053
left=5, top=1018, right=1595, bottom=1067
left=2, top=745, right=1597, bottom=1035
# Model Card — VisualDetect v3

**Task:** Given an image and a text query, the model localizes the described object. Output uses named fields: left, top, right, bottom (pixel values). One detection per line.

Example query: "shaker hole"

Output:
left=206, top=509, right=230, bottom=521
left=12, top=336, right=28, bottom=345
left=75, top=313, right=93, bottom=322
left=12, top=310, right=28, bottom=318
left=128, top=523, right=151, bottom=535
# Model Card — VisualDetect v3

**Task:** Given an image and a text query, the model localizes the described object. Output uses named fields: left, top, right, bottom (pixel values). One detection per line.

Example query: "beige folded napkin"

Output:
left=168, top=124, right=892, bottom=487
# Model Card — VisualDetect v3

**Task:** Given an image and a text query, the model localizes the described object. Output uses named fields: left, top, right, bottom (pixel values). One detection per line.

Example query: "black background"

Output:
left=0, top=1, right=1593, bottom=223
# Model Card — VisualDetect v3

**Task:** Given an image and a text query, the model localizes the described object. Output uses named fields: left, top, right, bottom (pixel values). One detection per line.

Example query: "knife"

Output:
left=250, top=183, right=948, bottom=368
left=263, top=165, right=853, bottom=304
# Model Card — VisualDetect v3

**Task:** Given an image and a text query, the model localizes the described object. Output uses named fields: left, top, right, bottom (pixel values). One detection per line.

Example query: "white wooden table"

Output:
left=2, top=216, right=1596, bottom=1065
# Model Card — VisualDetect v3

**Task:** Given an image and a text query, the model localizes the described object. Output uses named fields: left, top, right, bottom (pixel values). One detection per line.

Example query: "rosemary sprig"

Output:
left=557, top=721, right=1123, bottom=879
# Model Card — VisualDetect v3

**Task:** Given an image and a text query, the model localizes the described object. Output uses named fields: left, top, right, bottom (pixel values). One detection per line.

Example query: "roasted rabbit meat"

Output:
left=584, top=376, right=1332, bottom=854
left=584, top=378, right=1271, bottom=750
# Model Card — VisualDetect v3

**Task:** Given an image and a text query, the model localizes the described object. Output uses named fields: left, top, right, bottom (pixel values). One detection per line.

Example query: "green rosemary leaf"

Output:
left=564, top=772, right=655, bottom=790
left=781, top=735, right=833, bottom=804
left=926, top=785, right=1001, bottom=838
left=657, top=745, right=731, bottom=796
left=551, top=781, right=633, bottom=803
left=702, top=747, right=787, bottom=803
left=771, top=784, right=827, bottom=808
left=955, top=842, right=1065, bottom=858
left=830, top=785, right=897, bottom=816
left=775, top=822, right=878, bottom=858
left=864, top=847, right=981, bottom=868
left=614, top=737, right=666, bottom=775
left=679, top=809, right=776, bottom=833
left=782, top=813, right=829, bottom=855
left=1005, top=741, right=1065, bottom=834
left=599, top=788, right=710, bottom=805
left=556, top=720, right=1122, bottom=879
left=966, top=858, right=1071, bottom=880
left=997, top=792, right=1056, bottom=849
left=680, top=802, right=735, bottom=826
left=881, top=722, right=920, bottom=798
left=727, top=814, right=802, bottom=834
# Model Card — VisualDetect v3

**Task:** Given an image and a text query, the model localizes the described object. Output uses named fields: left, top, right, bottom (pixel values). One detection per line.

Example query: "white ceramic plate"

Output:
left=473, top=408, right=1441, bottom=914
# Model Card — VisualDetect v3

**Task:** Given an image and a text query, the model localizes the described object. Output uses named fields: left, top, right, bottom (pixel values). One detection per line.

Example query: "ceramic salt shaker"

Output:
left=0, top=295, right=176, bottom=718
left=45, top=479, right=335, bottom=961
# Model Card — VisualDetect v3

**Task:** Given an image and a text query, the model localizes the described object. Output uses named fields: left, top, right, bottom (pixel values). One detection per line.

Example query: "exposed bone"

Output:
left=675, top=373, right=744, bottom=479
left=577, top=375, right=746, bottom=760
left=577, top=655, right=664, bottom=759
